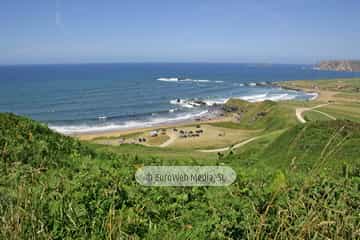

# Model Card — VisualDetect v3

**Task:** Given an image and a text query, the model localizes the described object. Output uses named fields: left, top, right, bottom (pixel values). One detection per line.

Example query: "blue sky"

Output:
left=1, top=0, right=360, bottom=64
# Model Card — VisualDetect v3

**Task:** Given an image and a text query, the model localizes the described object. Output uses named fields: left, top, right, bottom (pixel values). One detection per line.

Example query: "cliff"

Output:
left=316, top=60, right=360, bottom=72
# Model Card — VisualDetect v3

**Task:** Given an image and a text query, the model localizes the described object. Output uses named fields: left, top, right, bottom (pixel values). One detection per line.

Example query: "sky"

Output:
left=1, top=0, right=360, bottom=65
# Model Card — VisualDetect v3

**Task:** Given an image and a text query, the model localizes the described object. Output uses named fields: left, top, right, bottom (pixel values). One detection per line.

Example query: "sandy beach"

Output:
left=74, top=86, right=320, bottom=141
left=74, top=114, right=232, bottom=141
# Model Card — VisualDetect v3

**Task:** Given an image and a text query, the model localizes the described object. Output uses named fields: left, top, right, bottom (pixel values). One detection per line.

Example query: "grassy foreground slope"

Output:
left=1, top=113, right=359, bottom=239
left=0, top=113, right=94, bottom=167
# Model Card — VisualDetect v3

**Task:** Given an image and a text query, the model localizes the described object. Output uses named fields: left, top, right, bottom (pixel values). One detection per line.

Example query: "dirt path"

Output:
left=159, top=131, right=178, bottom=147
left=198, top=136, right=261, bottom=153
left=295, top=103, right=334, bottom=123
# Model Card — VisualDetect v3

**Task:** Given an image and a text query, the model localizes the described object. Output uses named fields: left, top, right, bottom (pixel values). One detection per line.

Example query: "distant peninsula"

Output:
left=315, top=60, right=360, bottom=72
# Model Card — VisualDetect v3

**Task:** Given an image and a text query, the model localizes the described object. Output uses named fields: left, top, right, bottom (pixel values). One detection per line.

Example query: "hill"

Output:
left=0, top=113, right=93, bottom=168
left=0, top=113, right=359, bottom=239
left=215, top=99, right=297, bottom=131
left=260, top=120, right=360, bottom=173
left=316, top=60, right=360, bottom=72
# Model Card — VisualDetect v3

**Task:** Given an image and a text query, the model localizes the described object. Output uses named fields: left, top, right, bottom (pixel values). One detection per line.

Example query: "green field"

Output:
left=1, top=77, right=360, bottom=239
left=303, top=110, right=333, bottom=121
left=277, top=78, right=360, bottom=93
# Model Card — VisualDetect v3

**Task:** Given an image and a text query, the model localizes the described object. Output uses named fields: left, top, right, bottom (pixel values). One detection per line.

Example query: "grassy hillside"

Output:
left=261, top=120, right=360, bottom=173
left=1, top=113, right=359, bottom=239
left=278, top=78, right=360, bottom=93
left=303, top=110, right=333, bottom=121
left=212, top=99, right=297, bottom=131
left=0, top=113, right=93, bottom=168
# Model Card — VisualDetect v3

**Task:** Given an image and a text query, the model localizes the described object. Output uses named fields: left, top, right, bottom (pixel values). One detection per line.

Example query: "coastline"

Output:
left=74, top=85, right=318, bottom=141
left=74, top=112, right=231, bottom=141
left=274, top=81, right=338, bottom=102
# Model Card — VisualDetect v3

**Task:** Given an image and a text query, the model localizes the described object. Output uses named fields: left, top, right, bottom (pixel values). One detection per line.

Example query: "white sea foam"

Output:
left=308, top=92, right=319, bottom=100
left=193, top=79, right=210, bottom=82
left=169, top=99, right=197, bottom=108
left=50, top=110, right=209, bottom=134
left=265, top=94, right=296, bottom=102
left=157, top=77, right=219, bottom=84
left=179, top=78, right=193, bottom=82
left=157, top=77, right=179, bottom=82
left=168, top=108, right=177, bottom=113
left=239, top=93, right=267, bottom=102
left=236, top=93, right=298, bottom=102
left=202, top=98, right=229, bottom=106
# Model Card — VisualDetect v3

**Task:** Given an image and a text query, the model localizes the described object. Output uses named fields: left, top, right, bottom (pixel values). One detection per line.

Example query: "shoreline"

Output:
left=73, top=86, right=321, bottom=140
left=74, top=86, right=318, bottom=141
left=273, top=81, right=338, bottom=102
left=74, top=114, right=232, bottom=141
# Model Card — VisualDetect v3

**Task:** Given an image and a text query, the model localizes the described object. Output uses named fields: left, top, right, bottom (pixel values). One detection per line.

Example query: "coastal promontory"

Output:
left=316, top=60, right=360, bottom=72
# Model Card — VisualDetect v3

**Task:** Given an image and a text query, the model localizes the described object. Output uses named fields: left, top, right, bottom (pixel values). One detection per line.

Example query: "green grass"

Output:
left=317, top=103, right=360, bottom=123
left=258, top=120, right=360, bottom=173
left=278, top=78, right=360, bottom=93
left=92, top=131, right=144, bottom=141
left=303, top=110, right=333, bottom=121
left=209, top=121, right=247, bottom=129
left=88, top=142, right=218, bottom=163
left=222, top=99, right=298, bottom=131
left=1, top=113, right=359, bottom=239
left=335, top=92, right=360, bottom=100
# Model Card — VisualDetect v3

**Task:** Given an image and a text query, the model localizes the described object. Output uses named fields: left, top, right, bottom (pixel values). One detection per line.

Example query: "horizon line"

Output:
left=0, top=61, right=317, bottom=67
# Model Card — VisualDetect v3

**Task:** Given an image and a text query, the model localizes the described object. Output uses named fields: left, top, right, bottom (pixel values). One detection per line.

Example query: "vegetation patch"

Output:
left=0, top=112, right=359, bottom=239
left=223, top=99, right=297, bottom=130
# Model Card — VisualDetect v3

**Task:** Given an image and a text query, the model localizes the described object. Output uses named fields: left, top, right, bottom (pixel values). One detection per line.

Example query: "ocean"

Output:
left=0, top=63, right=359, bottom=134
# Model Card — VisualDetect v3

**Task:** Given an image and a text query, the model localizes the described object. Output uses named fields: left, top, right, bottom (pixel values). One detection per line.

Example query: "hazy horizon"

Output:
left=0, top=61, right=321, bottom=67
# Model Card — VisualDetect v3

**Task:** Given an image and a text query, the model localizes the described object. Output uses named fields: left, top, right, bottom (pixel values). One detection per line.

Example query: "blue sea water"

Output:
left=0, top=63, right=359, bottom=134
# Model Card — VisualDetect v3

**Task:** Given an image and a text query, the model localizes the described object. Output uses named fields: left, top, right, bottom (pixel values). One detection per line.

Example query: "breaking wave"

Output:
left=49, top=110, right=209, bottom=134
left=157, top=77, right=222, bottom=83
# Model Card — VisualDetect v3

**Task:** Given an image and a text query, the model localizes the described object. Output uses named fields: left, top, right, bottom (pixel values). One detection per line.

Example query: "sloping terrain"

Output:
left=317, top=60, right=360, bottom=72
left=219, top=99, right=297, bottom=130
left=0, top=114, right=359, bottom=239
left=0, top=113, right=93, bottom=167
left=261, top=120, right=360, bottom=173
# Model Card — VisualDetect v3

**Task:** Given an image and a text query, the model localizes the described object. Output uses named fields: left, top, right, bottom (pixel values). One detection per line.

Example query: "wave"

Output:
left=236, top=93, right=298, bottom=102
left=49, top=110, right=209, bottom=134
left=168, top=108, right=178, bottom=113
left=238, top=92, right=316, bottom=102
left=307, top=92, right=319, bottom=100
left=157, top=77, right=223, bottom=84
left=202, top=98, right=229, bottom=106
left=170, top=98, right=224, bottom=108
left=239, top=93, right=268, bottom=102
left=170, top=97, right=230, bottom=108
left=194, top=79, right=210, bottom=83
left=263, top=93, right=296, bottom=102
left=170, top=99, right=196, bottom=108
left=157, top=77, right=179, bottom=82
